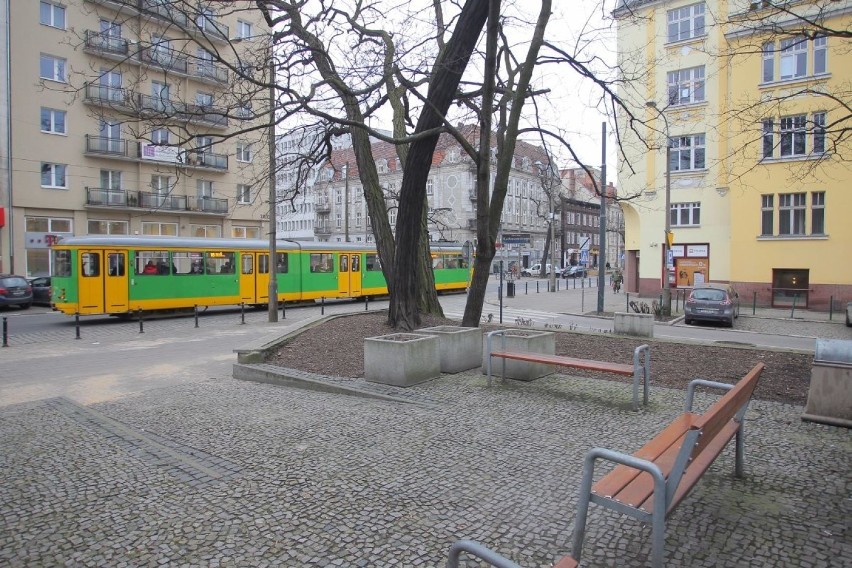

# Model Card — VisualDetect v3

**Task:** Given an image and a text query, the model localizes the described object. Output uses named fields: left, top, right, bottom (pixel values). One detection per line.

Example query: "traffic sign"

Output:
left=502, top=233, right=531, bottom=245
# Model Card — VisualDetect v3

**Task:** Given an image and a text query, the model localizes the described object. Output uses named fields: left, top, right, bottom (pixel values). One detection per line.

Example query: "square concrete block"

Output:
left=417, top=326, right=483, bottom=373
left=614, top=312, right=654, bottom=338
left=482, top=330, right=555, bottom=381
left=364, top=333, right=441, bottom=387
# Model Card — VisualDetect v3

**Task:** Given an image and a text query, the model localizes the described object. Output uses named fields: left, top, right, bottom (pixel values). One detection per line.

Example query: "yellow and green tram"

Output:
left=49, top=236, right=471, bottom=316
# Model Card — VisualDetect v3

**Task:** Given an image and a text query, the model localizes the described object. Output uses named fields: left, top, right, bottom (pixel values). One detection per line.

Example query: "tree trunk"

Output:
left=388, top=0, right=490, bottom=330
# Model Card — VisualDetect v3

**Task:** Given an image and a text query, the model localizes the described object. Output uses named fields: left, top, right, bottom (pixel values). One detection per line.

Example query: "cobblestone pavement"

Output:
left=1, top=369, right=850, bottom=567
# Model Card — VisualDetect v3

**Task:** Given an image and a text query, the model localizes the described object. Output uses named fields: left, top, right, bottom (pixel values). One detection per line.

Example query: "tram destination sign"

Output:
left=501, top=232, right=531, bottom=245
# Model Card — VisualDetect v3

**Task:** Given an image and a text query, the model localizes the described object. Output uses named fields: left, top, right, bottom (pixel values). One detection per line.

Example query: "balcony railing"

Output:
left=314, top=199, right=331, bottom=213
left=184, top=150, right=228, bottom=170
left=137, top=95, right=228, bottom=128
left=314, top=221, right=332, bottom=234
left=192, top=61, right=228, bottom=84
left=192, top=196, right=228, bottom=213
left=142, top=0, right=188, bottom=25
left=141, top=46, right=188, bottom=73
left=84, top=30, right=130, bottom=57
left=85, top=135, right=128, bottom=157
left=139, top=191, right=187, bottom=211
left=86, top=187, right=128, bottom=207
left=83, top=83, right=133, bottom=108
left=194, top=18, right=229, bottom=42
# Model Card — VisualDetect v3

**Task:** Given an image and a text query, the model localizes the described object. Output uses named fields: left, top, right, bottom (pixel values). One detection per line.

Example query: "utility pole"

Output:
left=267, top=42, right=278, bottom=322
left=344, top=162, right=350, bottom=242
left=597, top=122, right=607, bottom=313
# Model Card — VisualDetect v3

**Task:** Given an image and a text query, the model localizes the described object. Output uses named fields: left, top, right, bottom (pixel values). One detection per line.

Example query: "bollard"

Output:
left=557, top=279, right=560, bottom=292
left=829, top=296, right=834, bottom=321
left=536, top=281, right=539, bottom=294
left=194, top=305, right=199, bottom=328
left=365, top=295, right=369, bottom=311
left=753, top=291, right=757, bottom=315
left=240, top=302, right=246, bottom=324
left=573, top=277, right=576, bottom=290
left=2, top=316, right=7, bottom=347
left=525, top=282, right=528, bottom=295
left=791, top=295, right=797, bottom=319
left=282, top=299, right=286, bottom=319
left=321, top=297, right=325, bottom=315
left=75, top=312, right=81, bottom=340
left=138, top=309, right=144, bottom=334
left=626, top=292, right=630, bottom=312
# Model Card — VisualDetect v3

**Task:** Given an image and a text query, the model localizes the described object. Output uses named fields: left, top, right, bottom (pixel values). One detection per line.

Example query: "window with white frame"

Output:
left=335, top=189, right=342, bottom=204
left=151, top=127, right=169, bottom=145
left=667, top=2, right=704, bottom=42
left=236, top=142, right=252, bottom=162
left=389, top=208, right=397, bottom=227
left=151, top=175, right=172, bottom=193
left=762, top=112, right=826, bottom=159
left=426, top=178, right=434, bottom=196
left=88, top=220, right=128, bottom=235
left=232, top=226, right=260, bottom=239
left=335, top=212, right=342, bottom=228
left=762, top=35, right=828, bottom=82
left=761, top=194, right=774, bottom=236
left=40, top=107, right=66, bottom=134
left=667, top=66, right=704, bottom=106
left=779, top=193, right=806, bottom=235
left=40, top=2, right=65, bottom=29
left=237, top=184, right=251, bottom=204
left=670, top=202, right=700, bottom=227
left=670, top=134, right=705, bottom=171
left=190, top=224, right=221, bottom=238
left=41, top=163, right=67, bottom=188
left=26, top=216, right=71, bottom=233
left=40, top=54, right=66, bottom=82
left=141, top=222, right=177, bottom=236
left=236, top=20, right=252, bottom=39
left=100, top=169, right=122, bottom=190
left=811, top=192, right=825, bottom=235
left=197, top=179, right=213, bottom=198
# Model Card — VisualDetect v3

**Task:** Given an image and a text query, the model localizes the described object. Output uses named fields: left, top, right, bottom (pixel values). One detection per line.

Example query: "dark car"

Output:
left=562, top=265, right=587, bottom=278
left=28, top=276, right=52, bottom=306
left=684, top=283, right=740, bottom=327
left=0, top=274, right=33, bottom=309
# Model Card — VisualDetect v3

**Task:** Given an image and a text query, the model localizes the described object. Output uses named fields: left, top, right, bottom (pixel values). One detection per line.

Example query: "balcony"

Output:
left=86, top=187, right=128, bottom=207
left=192, top=196, right=228, bottom=214
left=83, top=30, right=130, bottom=58
left=85, top=135, right=130, bottom=158
left=314, top=221, right=332, bottom=235
left=193, top=18, right=229, bottom=43
left=183, top=150, right=228, bottom=170
left=140, top=46, right=188, bottom=74
left=191, top=61, right=228, bottom=85
left=138, top=191, right=187, bottom=211
left=141, top=0, right=188, bottom=26
left=314, top=199, right=331, bottom=213
left=83, top=83, right=134, bottom=109
left=138, top=95, right=228, bottom=128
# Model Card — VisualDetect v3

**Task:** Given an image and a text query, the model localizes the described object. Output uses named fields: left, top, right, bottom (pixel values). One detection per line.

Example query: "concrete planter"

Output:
left=614, top=312, right=655, bottom=338
left=364, top=333, right=440, bottom=387
left=481, top=329, right=555, bottom=381
left=417, top=326, right=483, bottom=373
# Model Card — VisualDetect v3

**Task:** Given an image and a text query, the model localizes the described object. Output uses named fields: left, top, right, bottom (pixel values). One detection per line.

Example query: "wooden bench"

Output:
left=570, top=363, right=765, bottom=567
left=446, top=539, right=577, bottom=568
left=485, top=330, right=651, bottom=411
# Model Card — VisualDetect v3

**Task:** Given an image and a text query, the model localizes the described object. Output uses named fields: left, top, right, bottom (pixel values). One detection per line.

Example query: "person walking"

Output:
left=612, top=269, right=623, bottom=293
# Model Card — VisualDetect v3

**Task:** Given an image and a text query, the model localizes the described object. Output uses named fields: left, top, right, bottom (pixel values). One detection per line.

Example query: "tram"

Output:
left=49, top=236, right=471, bottom=316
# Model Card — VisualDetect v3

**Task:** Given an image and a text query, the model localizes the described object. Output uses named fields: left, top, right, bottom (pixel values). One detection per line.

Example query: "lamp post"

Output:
left=646, top=101, right=672, bottom=317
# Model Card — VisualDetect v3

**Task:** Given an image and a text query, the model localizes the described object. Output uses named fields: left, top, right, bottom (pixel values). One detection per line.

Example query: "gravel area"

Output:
left=267, top=311, right=816, bottom=406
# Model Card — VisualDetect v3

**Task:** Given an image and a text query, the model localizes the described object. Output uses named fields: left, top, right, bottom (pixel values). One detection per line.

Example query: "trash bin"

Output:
left=506, top=281, right=515, bottom=298
left=802, top=339, right=852, bottom=428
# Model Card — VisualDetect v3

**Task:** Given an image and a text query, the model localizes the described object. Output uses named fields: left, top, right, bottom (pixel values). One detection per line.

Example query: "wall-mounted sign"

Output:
left=687, top=244, right=708, bottom=257
left=141, top=144, right=181, bottom=163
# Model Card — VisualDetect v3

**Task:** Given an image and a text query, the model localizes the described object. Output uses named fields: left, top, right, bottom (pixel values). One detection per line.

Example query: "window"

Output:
left=53, top=249, right=72, bottom=277
left=141, top=222, right=177, bottom=236
left=763, top=113, right=826, bottom=159
left=88, top=220, right=128, bottom=235
left=761, top=195, right=774, bottom=236
left=41, top=163, right=67, bottom=188
left=205, top=251, right=235, bottom=274
left=100, top=170, right=122, bottom=190
left=237, top=184, right=252, bottom=204
left=667, top=66, right=704, bottom=106
left=232, top=226, right=260, bottom=239
left=780, top=115, right=807, bottom=157
left=197, top=179, right=213, bottom=198
left=667, top=2, right=704, bottom=42
left=26, top=216, right=71, bottom=233
left=236, top=143, right=252, bottom=162
left=780, top=36, right=807, bottom=80
left=779, top=193, right=806, bottom=235
left=40, top=54, right=66, bottom=82
left=309, top=253, right=334, bottom=273
left=670, top=134, right=705, bottom=171
left=426, top=178, right=434, bottom=196
left=236, top=20, right=252, bottom=39
left=762, top=42, right=775, bottom=82
left=762, top=119, right=774, bottom=158
left=196, top=92, right=213, bottom=108
left=190, top=224, right=221, bottom=238
left=670, top=202, right=700, bottom=226
left=40, top=2, right=65, bottom=29
left=136, top=250, right=170, bottom=275
left=813, top=35, right=827, bottom=75
left=82, top=253, right=101, bottom=277
left=366, top=254, right=382, bottom=271
left=40, top=107, right=66, bottom=134
left=811, top=192, right=825, bottom=235
left=151, top=128, right=169, bottom=145
left=813, top=112, right=826, bottom=154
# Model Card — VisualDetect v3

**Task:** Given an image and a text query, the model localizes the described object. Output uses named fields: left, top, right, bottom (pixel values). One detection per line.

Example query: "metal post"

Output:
left=829, top=296, right=833, bottom=320
left=597, top=121, right=607, bottom=313
left=525, top=282, right=528, bottom=295
left=194, top=305, right=199, bottom=328
left=75, top=312, right=81, bottom=340
left=321, top=297, right=325, bottom=315
left=240, top=302, right=246, bottom=324
left=626, top=292, right=630, bottom=312
left=2, top=316, right=7, bottom=347
left=499, top=261, right=504, bottom=324
left=791, top=295, right=797, bottom=319
left=281, top=299, right=286, bottom=319
left=365, top=296, right=369, bottom=311
left=753, top=291, right=757, bottom=315
left=138, top=309, right=144, bottom=334
left=267, top=40, right=279, bottom=323
left=536, top=281, right=539, bottom=293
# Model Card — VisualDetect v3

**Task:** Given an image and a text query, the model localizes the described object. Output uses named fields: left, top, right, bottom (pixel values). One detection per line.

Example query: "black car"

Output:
left=28, top=276, right=52, bottom=306
left=562, top=265, right=587, bottom=278
left=0, top=274, right=33, bottom=309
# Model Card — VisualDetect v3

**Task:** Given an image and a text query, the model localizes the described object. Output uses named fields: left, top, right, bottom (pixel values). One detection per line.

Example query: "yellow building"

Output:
left=0, top=1, right=269, bottom=277
left=614, top=0, right=851, bottom=309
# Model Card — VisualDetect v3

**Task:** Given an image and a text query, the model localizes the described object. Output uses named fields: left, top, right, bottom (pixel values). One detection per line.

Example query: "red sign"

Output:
left=0, top=207, right=5, bottom=228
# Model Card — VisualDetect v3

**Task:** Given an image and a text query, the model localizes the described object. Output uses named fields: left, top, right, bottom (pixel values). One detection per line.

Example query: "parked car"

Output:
left=521, top=263, right=558, bottom=277
left=684, top=283, right=740, bottom=327
left=0, top=274, right=33, bottom=309
left=562, top=265, right=587, bottom=278
left=28, top=276, right=52, bottom=306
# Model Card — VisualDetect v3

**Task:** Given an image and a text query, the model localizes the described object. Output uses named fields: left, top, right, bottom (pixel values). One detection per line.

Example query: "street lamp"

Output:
left=646, top=101, right=672, bottom=317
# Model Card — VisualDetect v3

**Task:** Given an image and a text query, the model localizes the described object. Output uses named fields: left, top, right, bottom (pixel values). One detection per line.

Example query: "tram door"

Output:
left=337, top=254, right=361, bottom=297
left=76, top=249, right=127, bottom=314
left=253, top=253, right=270, bottom=303
left=239, top=252, right=257, bottom=304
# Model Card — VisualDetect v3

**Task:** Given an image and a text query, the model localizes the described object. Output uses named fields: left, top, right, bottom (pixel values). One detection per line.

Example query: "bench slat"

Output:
left=592, top=414, right=695, bottom=499
left=553, top=555, right=579, bottom=568
left=490, top=351, right=634, bottom=376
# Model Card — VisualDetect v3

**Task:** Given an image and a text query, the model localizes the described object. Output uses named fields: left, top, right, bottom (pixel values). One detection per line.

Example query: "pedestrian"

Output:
left=612, top=269, right=623, bottom=293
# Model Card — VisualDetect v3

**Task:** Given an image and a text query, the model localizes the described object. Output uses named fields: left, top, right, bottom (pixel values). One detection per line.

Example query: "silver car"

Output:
left=684, top=283, right=740, bottom=327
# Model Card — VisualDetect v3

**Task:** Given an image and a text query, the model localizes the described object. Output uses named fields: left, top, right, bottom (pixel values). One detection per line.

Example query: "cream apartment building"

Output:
left=1, top=1, right=269, bottom=277
left=614, top=0, right=851, bottom=308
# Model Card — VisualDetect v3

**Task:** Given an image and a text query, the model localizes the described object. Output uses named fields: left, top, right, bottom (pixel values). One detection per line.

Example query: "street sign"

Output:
left=580, top=250, right=590, bottom=265
left=502, top=233, right=531, bottom=245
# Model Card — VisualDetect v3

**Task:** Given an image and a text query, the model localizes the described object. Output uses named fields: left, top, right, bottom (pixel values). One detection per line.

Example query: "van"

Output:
left=521, top=263, right=558, bottom=277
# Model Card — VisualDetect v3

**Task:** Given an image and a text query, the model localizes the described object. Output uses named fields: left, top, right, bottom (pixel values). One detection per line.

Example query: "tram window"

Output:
left=258, top=254, right=269, bottom=274
left=445, top=254, right=463, bottom=269
left=206, top=251, right=235, bottom=274
left=173, top=251, right=205, bottom=274
left=108, top=253, right=125, bottom=277
left=276, top=253, right=288, bottom=273
left=53, top=250, right=71, bottom=276
left=310, top=253, right=333, bottom=273
left=352, top=255, right=360, bottom=272
left=432, top=256, right=444, bottom=269
left=136, top=250, right=169, bottom=275
left=82, top=253, right=100, bottom=277
left=340, top=255, right=348, bottom=272
left=365, top=254, right=382, bottom=271
left=241, top=254, right=253, bottom=275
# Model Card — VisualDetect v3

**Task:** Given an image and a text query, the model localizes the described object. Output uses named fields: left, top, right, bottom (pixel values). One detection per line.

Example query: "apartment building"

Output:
left=560, top=167, right=624, bottom=269
left=614, top=0, right=851, bottom=308
left=1, top=1, right=269, bottom=276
